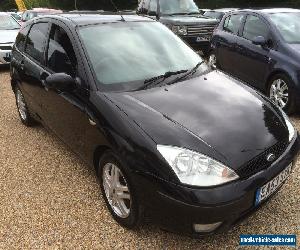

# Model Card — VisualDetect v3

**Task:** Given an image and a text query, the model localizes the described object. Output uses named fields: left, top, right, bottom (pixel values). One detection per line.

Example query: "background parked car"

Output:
left=20, top=8, right=63, bottom=25
left=210, top=8, right=300, bottom=114
left=203, top=8, right=239, bottom=21
left=137, top=0, right=218, bottom=55
left=8, top=12, right=22, bottom=22
left=0, top=12, right=20, bottom=64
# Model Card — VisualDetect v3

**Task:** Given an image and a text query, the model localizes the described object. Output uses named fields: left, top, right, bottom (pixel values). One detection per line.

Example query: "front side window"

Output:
left=79, top=22, right=205, bottom=91
left=269, top=12, right=300, bottom=44
left=223, top=14, right=244, bottom=34
left=25, top=22, right=49, bottom=64
left=47, top=24, right=77, bottom=76
left=243, top=15, right=269, bottom=41
left=0, top=15, right=20, bottom=30
left=159, top=0, right=199, bottom=15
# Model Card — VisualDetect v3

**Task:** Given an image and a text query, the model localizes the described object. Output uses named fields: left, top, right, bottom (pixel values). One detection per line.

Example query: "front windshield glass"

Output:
left=80, top=22, right=205, bottom=91
left=269, top=12, right=300, bottom=43
left=0, top=15, right=20, bottom=30
left=160, top=0, right=199, bottom=15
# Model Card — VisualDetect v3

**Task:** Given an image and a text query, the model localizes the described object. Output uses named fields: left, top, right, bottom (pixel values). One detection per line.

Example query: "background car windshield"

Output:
left=160, top=0, right=199, bottom=15
left=80, top=22, right=202, bottom=91
left=269, top=12, right=300, bottom=43
left=0, top=15, right=20, bottom=30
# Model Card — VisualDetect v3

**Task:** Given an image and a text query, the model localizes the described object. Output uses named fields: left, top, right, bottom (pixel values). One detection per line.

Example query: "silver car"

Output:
left=0, top=13, right=20, bottom=64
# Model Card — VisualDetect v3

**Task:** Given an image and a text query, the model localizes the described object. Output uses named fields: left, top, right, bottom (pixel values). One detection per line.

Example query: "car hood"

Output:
left=105, top=71, right=288, bottom=170
left=0, top=29, right=19, bottom=44
left=160, top=15, right=218, bottom=25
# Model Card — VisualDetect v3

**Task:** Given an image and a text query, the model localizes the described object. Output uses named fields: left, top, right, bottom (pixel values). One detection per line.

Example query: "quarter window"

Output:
left=15, top=25, right=30, bottom=52
left=25, top=22, right=49, bottom=64
left=47, top=24, right=77, bottom=76
left=223, top=14, right=244, bottom=34
left=243, top=15, right=269, bottom=41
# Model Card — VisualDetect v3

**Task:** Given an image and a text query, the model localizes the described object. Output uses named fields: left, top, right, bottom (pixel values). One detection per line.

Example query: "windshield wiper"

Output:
left=166, top=61, right=204, bottom=86
left=137, top=70, right=188, bottom=90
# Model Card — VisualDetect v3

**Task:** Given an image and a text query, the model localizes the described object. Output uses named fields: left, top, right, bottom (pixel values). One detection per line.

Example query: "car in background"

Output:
left=0, top=12, right=20, bottom=64
left=203, top=8, right=239, bottom=21
left=8, top=12, right=22, bottom=22
left=10, top=13, right=299, bottom=237
left=137, top=0, right=218, bottom=55
left=20, top=8, right=63, bottom=25
left=210, top=8, right=300, bottom=114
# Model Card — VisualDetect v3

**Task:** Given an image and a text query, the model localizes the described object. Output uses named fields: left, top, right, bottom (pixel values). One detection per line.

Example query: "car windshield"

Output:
left=160, top=0, right=200, bottom=15
left=269, top=12, right=300, bottom=43
left=203, top=11, right=223, bottom=20
left=79, top=22, right=206, bottom=91
left=0, top=15, right=20, bottom=30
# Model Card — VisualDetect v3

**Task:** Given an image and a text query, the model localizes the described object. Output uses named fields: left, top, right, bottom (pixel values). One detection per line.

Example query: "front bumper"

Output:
left=0, top=44, right=13, bottom=64
left=180, top=36, right=211, bottom=54
left=134, top=135, right=300, bottom=237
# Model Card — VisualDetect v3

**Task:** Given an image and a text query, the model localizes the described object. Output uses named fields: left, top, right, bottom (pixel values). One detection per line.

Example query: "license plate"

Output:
left=255, top=163, right=293, bottom=206
left=196, top=36, right=210, bottom=42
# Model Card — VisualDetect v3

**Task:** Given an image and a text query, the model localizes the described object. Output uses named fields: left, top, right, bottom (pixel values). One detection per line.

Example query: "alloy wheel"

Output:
left=16, top=89, right=27, bottom=120
left=102, top=163, right=131, bottom=218
left=269, top=79, right=289, bottom=109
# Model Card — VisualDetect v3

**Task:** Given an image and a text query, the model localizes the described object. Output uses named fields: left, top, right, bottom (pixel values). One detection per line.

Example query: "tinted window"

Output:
left=223, top=14, right=243, bottom=34
left=243, top=15, right=269, bottom=41
left=47, top=24, right=77, bottom=76
left=25, top=23, right=48, bottom=63
left=15, top=25, right=30, bottom=51
left=269, top=12, right=300, bottom=43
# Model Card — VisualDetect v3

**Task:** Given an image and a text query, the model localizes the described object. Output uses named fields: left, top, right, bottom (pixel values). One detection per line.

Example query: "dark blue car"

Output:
left=209, top=8, right=300, bottom=114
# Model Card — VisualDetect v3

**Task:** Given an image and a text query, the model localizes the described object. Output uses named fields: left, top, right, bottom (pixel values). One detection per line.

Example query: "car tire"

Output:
left=268, top=74, right=296, bottom=114
left=97, top=150, right=142, bottom=229
left=14, top=86, right=35, bottom=126
left=208, top=51, right=218, bottom=70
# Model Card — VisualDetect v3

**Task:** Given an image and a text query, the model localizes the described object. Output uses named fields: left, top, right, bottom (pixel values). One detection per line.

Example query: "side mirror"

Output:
left=45, top=73, right=76, bottom=92
left=252, top=36, right=267, bottom=46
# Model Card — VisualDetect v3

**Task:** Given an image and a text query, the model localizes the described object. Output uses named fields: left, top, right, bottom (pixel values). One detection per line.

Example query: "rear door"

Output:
left=215, top=13, right=245, bottom=74
left=234, top=14, right=272, bottom=89
left=19, top=22, right=50, bottom=120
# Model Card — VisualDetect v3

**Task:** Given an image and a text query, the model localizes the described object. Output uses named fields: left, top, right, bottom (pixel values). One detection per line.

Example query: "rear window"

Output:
left=25, top=22, right=49, bottom=64
left=223, top=14, right=244, bottom=34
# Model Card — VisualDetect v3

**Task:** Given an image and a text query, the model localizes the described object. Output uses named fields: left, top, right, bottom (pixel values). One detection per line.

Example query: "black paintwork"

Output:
left=136, top=0, right=218, bottom=53
left=10, top=14, right=300, bottom=236
left=211, top=8, right=300, bottom=109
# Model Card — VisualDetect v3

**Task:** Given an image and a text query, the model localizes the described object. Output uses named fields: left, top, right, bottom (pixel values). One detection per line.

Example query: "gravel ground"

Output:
left=0, top=66, right=299, bottom=249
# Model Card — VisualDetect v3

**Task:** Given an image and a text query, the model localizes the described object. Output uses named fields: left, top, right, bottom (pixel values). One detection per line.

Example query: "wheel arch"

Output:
left=93, top=145, right=112, bottom=173
left=265, top=69, right=293, bottom=93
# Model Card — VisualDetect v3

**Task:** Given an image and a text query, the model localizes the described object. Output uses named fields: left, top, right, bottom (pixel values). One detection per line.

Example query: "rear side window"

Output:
left=47, top=24, right=77, bottom=76
left=25, top=22, right=49, bottom=64
left=15, top=25, right=30, bottom=51
left=223, top=14, right=243, bottom=34
left=243, top=15, right=269, bottom=41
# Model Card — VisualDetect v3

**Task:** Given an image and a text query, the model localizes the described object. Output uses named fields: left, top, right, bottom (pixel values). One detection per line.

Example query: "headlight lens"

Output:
left=280, top=109, right=296, bottom=141
left=157, top=145, right=239, bottom=187
left=172, top=25, right=188, bottom=35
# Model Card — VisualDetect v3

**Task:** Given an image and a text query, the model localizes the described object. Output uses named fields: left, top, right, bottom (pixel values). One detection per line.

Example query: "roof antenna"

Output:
left=109, top=0, right=125, bottom=22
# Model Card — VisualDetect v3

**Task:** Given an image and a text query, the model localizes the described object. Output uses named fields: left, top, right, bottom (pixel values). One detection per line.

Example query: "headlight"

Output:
left=172, top=25, right=188, bottom=36
left=280, top=109, right=296, bottom=141
left=157, top=145, right=239, bottom=187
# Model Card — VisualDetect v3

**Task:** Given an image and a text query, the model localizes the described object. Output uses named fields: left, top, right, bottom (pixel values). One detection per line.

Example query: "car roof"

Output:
left=231, top=8, right=300, bottom=15
left=211, top=8, right=239, bottom=13
left=37, top=13, right=153, bottom=26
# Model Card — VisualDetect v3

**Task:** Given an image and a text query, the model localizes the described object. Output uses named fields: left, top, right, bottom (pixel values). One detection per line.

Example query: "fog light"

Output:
left=193, top=222, right=222, bottom=233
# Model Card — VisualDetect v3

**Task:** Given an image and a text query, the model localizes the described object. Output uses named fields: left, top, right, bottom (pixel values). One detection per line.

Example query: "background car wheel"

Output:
left=208, top=51, right=218, bottom=69
left=97, top=151, right=142, bottom=229
left=14, top=86, right=35, bottom=126
left=268, top=74, right=296, bottom=114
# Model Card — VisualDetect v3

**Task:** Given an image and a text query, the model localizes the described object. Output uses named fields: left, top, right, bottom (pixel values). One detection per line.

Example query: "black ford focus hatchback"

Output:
left=10, top=13, right=299, bottom=236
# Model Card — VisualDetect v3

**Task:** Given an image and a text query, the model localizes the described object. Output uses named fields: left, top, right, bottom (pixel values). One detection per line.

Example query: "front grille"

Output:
left=0, top=45, right=12, bottom=50
left=187, top=24, right=216, bottom=36
left=237, top=141, right=288, bottom=179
